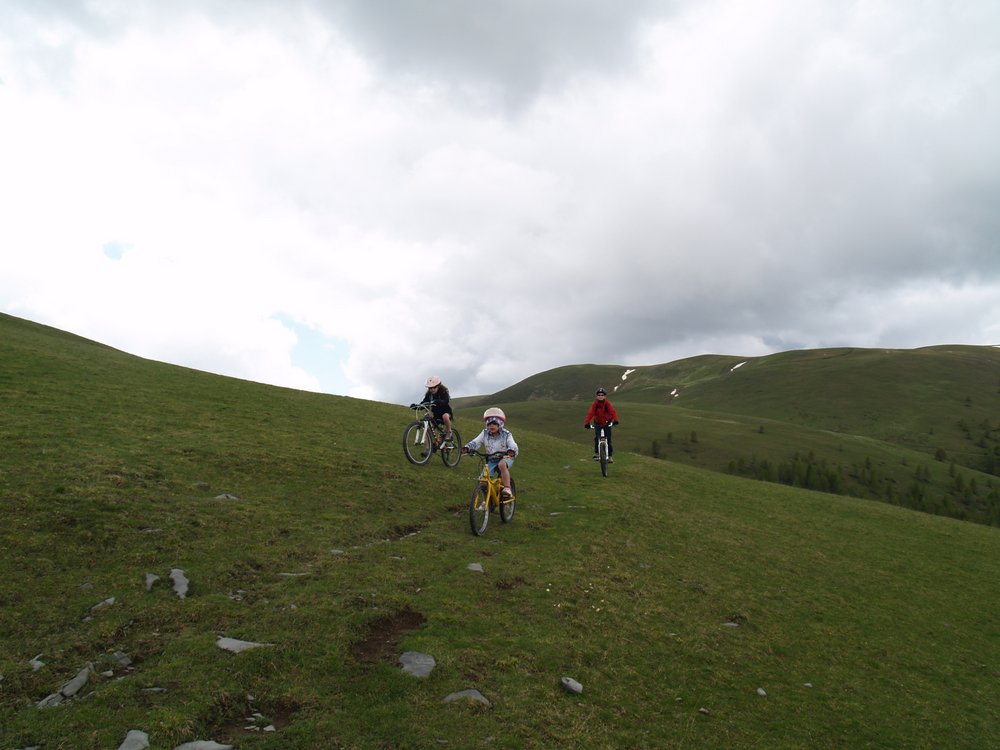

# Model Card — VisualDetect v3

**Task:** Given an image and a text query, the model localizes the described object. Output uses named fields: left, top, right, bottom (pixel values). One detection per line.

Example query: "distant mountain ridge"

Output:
left=458, top=345, right=1000, bottom=525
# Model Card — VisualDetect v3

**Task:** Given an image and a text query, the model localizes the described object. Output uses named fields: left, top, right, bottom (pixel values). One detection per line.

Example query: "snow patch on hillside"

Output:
left=730, top=361, right=747, bottom=372
left=614, top=368, right=637, bottom=392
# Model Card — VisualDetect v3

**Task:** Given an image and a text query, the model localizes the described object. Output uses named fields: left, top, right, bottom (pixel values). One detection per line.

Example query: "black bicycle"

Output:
left=403, top=403, right=462, bottom=467
left=588, top=421, right=616, bottom=477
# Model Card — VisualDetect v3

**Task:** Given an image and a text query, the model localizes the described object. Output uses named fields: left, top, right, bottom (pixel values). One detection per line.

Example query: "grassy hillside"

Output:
left=463, top=347, right=1000, bottom=526
left=3, top=312, right=1000, bottom=748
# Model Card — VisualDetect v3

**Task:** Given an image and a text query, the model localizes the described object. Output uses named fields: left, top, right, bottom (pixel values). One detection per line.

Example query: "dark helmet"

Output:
left=595, top=387, right=607, bottom=395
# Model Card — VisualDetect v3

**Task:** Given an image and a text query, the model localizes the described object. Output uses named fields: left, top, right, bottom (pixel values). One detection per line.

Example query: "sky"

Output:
left=2, top=0, right=999, bottom=405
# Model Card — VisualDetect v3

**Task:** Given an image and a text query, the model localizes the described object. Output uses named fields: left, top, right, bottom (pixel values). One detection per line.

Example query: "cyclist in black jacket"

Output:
left=413, top=375, right=454, bottom=439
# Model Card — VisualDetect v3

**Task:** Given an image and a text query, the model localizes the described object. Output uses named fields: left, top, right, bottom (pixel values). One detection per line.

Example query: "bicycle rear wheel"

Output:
left=499, top=478, right=516, bottom=523
left=440, top=428, right=462, bottom=468
left=469, top=483, right=490, bottom=536
left=599, top=438, right=609, bottom=477
left=403, top=421, right=433, bottom=465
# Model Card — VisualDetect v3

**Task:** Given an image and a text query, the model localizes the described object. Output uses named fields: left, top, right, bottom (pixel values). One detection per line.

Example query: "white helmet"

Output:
left=483, top=407, right=506, bottom=425
left=425, top=375, right=442, bottom=388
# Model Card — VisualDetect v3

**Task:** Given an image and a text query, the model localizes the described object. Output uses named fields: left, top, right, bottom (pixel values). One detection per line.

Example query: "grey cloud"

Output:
left=306, top=0, right=670, bottom=109
left=5, top=0, right=999, bottom=405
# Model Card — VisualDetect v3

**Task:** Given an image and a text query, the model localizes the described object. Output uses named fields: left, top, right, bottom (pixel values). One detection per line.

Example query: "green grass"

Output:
left=3, top=312, right=1000, bottom=748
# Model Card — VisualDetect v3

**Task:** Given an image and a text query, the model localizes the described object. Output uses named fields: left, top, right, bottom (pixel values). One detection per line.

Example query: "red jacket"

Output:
left=585, top=399, right=619, bottom=427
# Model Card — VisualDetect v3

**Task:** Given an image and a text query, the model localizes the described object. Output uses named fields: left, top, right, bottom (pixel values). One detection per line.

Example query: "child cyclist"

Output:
left=410, top=375, right=454, bottom=440
left=462, top=407, right=518, bottom=498
left=584, top=386, right=619, bottom=461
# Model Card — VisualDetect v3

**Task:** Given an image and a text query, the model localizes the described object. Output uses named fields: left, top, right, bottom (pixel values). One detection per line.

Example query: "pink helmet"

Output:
left=483, top=407, right=506, bottom=425
left=425, top=375, right=442, bottom=388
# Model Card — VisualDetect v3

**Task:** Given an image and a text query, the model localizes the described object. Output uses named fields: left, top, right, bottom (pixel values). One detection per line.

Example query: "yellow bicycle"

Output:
left=468, top=451, right=517, bottom=536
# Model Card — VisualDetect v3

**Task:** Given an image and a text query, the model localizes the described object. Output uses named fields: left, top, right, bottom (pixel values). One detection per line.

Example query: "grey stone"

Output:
left=214, top=493, right=240, bottom=501
left=756, top=687, right=767, bottom=697
left=112, top=651, right=132, bottom=667
left=399, top=651, right=436, bottom=678
left=217, top=637, right=274, bottom=653
left=145, top=573, right=161, bottom=591
left=467, top=563, right=484, bottom=572
left=170, top=569, right=189, bottom=598
left=29, top=654, right=44, bottom=671
left=61, top=665, right=92, bottom=697
left=36, top=663, right=93, bottom=705
left=117, top=729, right=150, bottom=750
left=561, top=677, right=583, bottom=694
left=442, top=689, right=491, bottom=707
left=91, top=596, right=116, bottom=612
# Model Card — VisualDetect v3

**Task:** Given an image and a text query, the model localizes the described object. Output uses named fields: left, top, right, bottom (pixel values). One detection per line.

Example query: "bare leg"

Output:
left=499, top=460, right=512, bottom=490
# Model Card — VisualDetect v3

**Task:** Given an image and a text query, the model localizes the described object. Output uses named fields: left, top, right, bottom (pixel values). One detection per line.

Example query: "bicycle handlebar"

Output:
left=468, top=449, right=509, bottom=461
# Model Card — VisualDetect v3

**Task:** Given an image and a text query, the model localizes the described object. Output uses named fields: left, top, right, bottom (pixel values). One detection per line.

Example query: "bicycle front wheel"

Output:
left=599, top=439, right=609, bottom=477
left=469, top=483, right=490, bottom=536
left=499, top=478, right=516, bottom=523
left=403, top=421, right=433, bottom=465
left=440, top=428, right=462, bottom=468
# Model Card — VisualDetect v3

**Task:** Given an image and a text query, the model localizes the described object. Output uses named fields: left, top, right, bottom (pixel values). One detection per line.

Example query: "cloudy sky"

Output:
left=2, top=1, right=998, bottom=404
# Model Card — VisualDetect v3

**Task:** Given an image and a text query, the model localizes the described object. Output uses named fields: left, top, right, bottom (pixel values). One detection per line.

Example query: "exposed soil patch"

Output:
left=214, top=697, right=302, bottom=742
left=387, top=524, right=423, bottom=541
left=495, top=576, right=528, bottom=591
left=351, top=606, right=426, bottom=664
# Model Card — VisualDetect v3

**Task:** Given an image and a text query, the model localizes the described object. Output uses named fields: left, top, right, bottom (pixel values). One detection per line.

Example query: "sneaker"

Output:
left=443, top=430, right=453, bottom=441
left=501, top=487, right=512, bottom=499
left=592, top=454, right=599, bottom=460
left=608, top=457, right=614, bottom=463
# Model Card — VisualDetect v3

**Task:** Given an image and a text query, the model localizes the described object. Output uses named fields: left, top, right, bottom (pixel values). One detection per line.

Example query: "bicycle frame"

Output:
left=468, top=451, right=515, bottom=535
left=594, top=423, right=610, bottom=477
left=415, top=415, right=438, bottom=445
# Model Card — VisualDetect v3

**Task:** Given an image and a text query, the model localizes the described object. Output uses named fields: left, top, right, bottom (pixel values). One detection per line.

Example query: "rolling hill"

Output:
left=458, top=346, right=1000, bottom=526
left=2, top=311, right=1000, bottom=748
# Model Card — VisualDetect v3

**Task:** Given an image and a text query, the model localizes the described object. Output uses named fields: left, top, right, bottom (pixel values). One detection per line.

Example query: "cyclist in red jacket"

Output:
left=584, top=387, right=620, bottom=461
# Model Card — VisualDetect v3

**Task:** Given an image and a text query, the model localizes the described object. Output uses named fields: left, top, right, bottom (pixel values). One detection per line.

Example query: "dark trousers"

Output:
left=593, top=424, right=613, bottom=456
